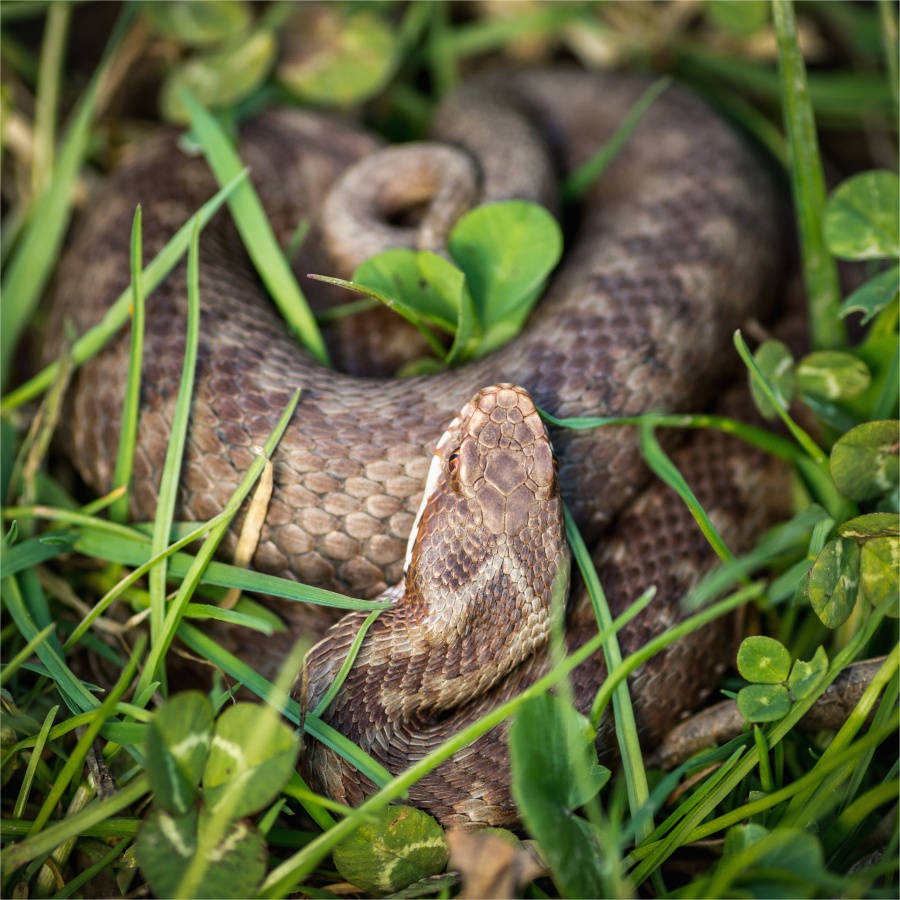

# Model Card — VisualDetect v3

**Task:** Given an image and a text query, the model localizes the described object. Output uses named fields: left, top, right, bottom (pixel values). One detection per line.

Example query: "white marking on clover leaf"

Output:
left=209, top=822, right=250, bottom=861
left=211, top=735, right=247, bottom=769
left=171, top=731, right=212, bottom=761
left=376, top=837, right=447, bottom=891
left=158, top=812, right=195, bottom=857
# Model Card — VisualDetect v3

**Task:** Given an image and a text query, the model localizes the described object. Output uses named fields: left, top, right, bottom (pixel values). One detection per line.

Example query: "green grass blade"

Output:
left=12, top=705, right=58, bottom=819
left=147, top=218, right=202, bottom=650
left=639, top=423, right=737, bottom=566
left=628, top=714, right=898, bottom=860
left=772, top=0, right=845, bottom=349
left=69, top=526, right=389, bottom=611
left=627, top=599, right=894, bottom=885
left=563, top=505, right=656, bottom=851
left=0, top=774, right=150, bottom=876
left=1, top=169, right=249, bottom=412
left=182, top=602, right=275, bottom=633
left=437, top=2, right=587, bottom=57
left=303, top=717, right=394, bottom=790
left=135, top=388, right=302, bottom=698
left=258, top=594, right=651, bottom=898
left=0, top=6, right=133, bottom=390
left=834, top=666, right=899, bottom=834
left=563, top=77, right=672, bottom=203
left=181, top=90, right=330, bottom=366
left=5, top=705, right=151, bottom=757
left=63, top=507, right=237, bottom=649
left=590, top=583, right=765, bottom=726
left=0, top=574, right=98, bottom=714
left=31, top=2, right=70, bottom=193
left=0, top=819, right=140, bottom=843
left=780, top=644, right=899, bottom=826
left=0, top=623, right=56, bottom=686
left=49, top=836, right=133, bottom=900
left=1, top=532, right=75, bottom=577
left=311, top=609, right=382, bottom=717
left=540, top=409, right=804, bottom=462
left=110, top=205, right=145, bottom=524
left=734, top=330, right=829, bottom=465
left=873, top=337, right=900, bottom=420
left=2, top=506, right=151, bottom=541
left=27, top=637, right=144, bottom=837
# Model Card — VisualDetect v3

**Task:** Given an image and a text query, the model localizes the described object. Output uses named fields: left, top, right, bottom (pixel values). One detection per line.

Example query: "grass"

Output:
left=1, top=2, right=897, bottom=898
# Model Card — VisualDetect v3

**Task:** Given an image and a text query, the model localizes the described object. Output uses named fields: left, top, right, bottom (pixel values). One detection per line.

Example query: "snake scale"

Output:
left=44, top=69, right=791, bottom=827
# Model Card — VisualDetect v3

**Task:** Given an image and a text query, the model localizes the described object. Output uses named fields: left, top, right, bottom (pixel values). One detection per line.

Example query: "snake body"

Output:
left=45, top=69, right=789, bottom=826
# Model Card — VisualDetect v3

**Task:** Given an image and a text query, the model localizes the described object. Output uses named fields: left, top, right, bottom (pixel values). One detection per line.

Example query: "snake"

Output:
left=43, top=68, right=789, bottom=827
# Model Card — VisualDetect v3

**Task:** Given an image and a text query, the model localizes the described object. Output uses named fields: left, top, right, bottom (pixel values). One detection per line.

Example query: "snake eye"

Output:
left=448, top=450, right=460, bottom=470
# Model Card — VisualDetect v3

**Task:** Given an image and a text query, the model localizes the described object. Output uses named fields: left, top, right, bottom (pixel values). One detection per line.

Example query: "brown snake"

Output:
left=44, top=69, right=791, bottom=827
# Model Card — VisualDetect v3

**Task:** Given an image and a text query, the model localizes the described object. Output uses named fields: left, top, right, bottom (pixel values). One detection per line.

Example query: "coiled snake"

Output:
left=45, top=69, right=789, bottom=827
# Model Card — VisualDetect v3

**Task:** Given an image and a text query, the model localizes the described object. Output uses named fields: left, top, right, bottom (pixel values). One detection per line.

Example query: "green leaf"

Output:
left=145, top=692, right=214, bottom=815
left=859, top=536, right=899, bottom=614
left=838, top=512, right=900, bottom=540
left=737, top=684, right=792, bottom=722
left=202, top=704, right=299, bottom=820
left=737, top=636, right=792, bottom=683
left=182, top=91, right=329, bottom=365
left=141, top=0, right=251, bottom=46
left=706, top=0, right=769, bottom=35
left=448, top=201, right=562, bottom=355
left=137, top=807, right=197, bottom=898
left=830, top=419, right=900, bottom=501
left=788, top=646, right=829, bottom=700
left=137, top=807, right=266, bottom=900
left=808, top=537, right=862, bottom=629
left=839, top=265, right=900, bottom=324
left=162, top=30, right=276, bottom=124
left=796, top=350, right=871, bottom=400
left=277, top=8, right=396, bottom=106
left=313, top=266, right=448, bottom=361
left=824, top=170, right=900, bottom=260
left=722, top=822, right=769, bottom=858
left=509, top=693, right=609, bottom=899
left=750, top=340, right=796, bottom=418
left=719, top=824, right=827, bottom=896
left=331, top=805, right=448, bottom=894
left=419, top=251, right=479, bottom=365
left=352, top=248, right=457, bottom=332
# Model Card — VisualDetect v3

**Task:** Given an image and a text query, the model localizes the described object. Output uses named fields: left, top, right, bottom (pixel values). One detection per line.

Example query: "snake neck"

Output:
left=301, top=384, right=569, bottom=725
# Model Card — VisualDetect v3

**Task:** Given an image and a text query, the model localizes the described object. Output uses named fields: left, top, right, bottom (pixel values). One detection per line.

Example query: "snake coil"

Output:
left=45, top=69, right=789, bottom=826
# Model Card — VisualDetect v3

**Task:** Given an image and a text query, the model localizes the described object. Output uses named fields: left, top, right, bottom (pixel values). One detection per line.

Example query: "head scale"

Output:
left=402, top=384, right=568, bottom=682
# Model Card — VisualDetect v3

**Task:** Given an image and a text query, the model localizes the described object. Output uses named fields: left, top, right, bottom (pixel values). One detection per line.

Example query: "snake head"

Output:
left=402, top=384, right=569, bottom=669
